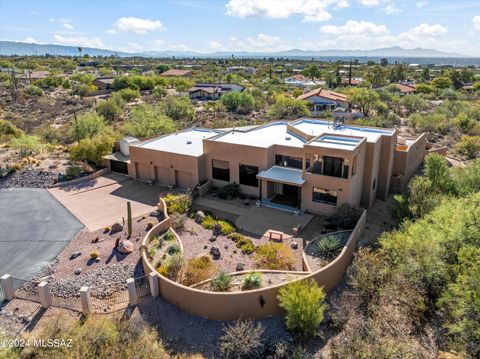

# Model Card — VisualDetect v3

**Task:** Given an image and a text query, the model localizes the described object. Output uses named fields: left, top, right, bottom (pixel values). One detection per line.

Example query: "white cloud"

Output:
left=358, top=0, right=381, bottom=5
left=114, top=17, right=164, bottom=34
left=384, top=4, right=401, bottom=14
left=416, top=1, right=428, bottom=8
left=407, top=23, right=448, bottom=37
left=207, top=41, right=225, bottom=51
left=205, top=33, right=287, bottom=52
left=53, top=34, right=104, bottom=48
left=62, top=23, right=74, bottom=30
left=105, top=29, right=118, bottom=35
left=23, top=37, right=39, bottom=44
left=473, top=16, right=480, bottom=31
left=225, top=0, right=340, bottom=22
left=320, top=20, right=388, bottom=35
left=117, top=42, right=145, bottom=53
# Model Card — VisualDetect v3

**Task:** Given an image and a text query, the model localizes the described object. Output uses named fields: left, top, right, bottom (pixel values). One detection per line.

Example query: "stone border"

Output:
left=48, top=168, right=110, bottom=188
left=140, top=198, right=366, bottom=320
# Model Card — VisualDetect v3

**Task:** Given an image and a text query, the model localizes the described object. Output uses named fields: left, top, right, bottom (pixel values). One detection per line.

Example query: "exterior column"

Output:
left=38, top=281, right=52, bottom=309
left=258, top=179, right=262, bottom=202
left=0, top=274, right=15, bottom=301
left=148, top=272, right=159, bottom=297
left=79, top=286, right=92, bottom=314
left=127, top=278, right=137, bottom=306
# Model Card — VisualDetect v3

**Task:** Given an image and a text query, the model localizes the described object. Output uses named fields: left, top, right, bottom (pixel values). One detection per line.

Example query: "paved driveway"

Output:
left=48, top=173, right=164, bottom=231
left=0, top=188, right=83, bottom=282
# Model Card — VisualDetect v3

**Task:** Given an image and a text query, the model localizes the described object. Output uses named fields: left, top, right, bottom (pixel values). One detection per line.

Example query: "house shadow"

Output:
left=58, top=178, right=99, bottom=192
left=109, top=180, right=166, bottom=207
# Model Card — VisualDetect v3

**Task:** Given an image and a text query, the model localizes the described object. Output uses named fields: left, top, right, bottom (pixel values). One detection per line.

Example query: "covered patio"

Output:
left=257, top=166, right=305, bottom=213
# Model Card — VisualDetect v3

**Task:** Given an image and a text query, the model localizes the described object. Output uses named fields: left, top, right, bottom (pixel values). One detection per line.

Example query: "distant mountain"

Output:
left=0, top=41, right=128, bottom=57
left=0, top=41, right=466, bottom=59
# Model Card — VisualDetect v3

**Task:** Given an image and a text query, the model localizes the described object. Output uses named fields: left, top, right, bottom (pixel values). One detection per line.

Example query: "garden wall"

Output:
left=141, top=202, right=366, bottom=321
left=48, top=168, right=110, bottom=188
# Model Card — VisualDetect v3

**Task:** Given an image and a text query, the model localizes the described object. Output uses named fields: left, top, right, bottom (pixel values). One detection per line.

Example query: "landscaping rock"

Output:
left=74, top=268, right=82, bottom=275
left=150, top=210, right=162, bottom=217
left=291, top=242, right=298, bottom=250
left=194, top=211, right=205, bottom=224
left=212, top=223, right=222, bottom=236
left=210, top=246, right=220, bottom=259
left=69, top=251, right=81, bottom=260
left=209, top=235, right=217, bottom=242
left=110, top=222, right=123, bottom=234
left=117, top=239, right=133, bottom=254
left=236, top=262, right=245, bottom=271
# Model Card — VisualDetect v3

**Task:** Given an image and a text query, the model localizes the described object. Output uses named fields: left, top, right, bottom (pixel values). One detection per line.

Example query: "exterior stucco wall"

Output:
left=376, top=131, right=397, bottom=200
left=360, top=139, right=381, bottom=208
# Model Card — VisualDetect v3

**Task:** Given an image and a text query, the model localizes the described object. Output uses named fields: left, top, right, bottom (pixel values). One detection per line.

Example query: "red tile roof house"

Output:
left=160, top=69, right=193, bottom=77
left=297, top=88, right=349, bottom=114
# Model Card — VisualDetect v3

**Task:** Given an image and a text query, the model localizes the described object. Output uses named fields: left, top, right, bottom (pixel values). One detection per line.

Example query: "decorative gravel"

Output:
left=0, top=167, right=57, bottom=188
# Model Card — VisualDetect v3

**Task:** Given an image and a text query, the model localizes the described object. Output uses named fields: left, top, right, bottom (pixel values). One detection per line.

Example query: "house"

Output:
left=391, top=82, right=417, bottom=95
left=285, top=75, right=326, bottom=88
left=92, top=77, right=115, bottom=90
left=225, top=66, right=256, bottom=75
left=341, top=77, right=363, bottom=86
left=188, top=83, right=245, bottom=101
left=297, top=88, right=348, bottom=113
left=18, top=70, right=51, bottom=82
left=160, top=69, right=193, bottom=77
left=112, top=119, right=426, bottom=216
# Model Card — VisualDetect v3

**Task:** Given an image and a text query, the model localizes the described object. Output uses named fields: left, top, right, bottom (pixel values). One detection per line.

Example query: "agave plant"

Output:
left=211, top=272, right=233, bottom=292
left=312, top=235, right=343, bottom=259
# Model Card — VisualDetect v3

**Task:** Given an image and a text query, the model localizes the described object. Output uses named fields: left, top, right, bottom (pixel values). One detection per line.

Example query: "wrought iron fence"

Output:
left=134, top=275, right=150, bottom=298
left=14, top=279, right=41, bottom=304
left=50, top=295, right=82, bottom=312
left=91, top=289, right=130, bottom=313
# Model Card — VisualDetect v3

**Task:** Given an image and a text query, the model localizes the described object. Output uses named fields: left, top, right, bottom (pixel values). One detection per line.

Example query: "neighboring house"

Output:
left=160, top=69, right=193, bottom=77
left=18, top=70, right=50, bottom=82
left=92, top=77, right=115, bottom=90
left=388, top=82, right=417, bottom=95
left=188, top=83, right=245, bottom=101
left=285, top=75, right=326, bottom=88
left=297, top=88, right=349, bottom=113
left=341, top=77, right=363, bottom=86
left=115, top=119, right=426, bottom=216
left=225, top=66, right=256, bottom=75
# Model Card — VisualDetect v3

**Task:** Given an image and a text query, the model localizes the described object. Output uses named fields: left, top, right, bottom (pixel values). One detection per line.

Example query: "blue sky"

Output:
left=1, top=0, right=480, bottom=55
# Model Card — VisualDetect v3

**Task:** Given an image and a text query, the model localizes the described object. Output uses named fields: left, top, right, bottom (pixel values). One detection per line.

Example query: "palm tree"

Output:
left=78, top=47, right=83, bottom=57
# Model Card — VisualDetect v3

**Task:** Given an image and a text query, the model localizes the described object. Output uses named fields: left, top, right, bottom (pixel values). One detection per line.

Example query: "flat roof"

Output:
left=133, top=128, right=222, bottom=157
left=291, top=119, right=394, bottom=143
left=309, top=135, right=362, bottom=151
left=211, top=122, right=306, bottom=148
left=257, top=166, right=305, bottom=186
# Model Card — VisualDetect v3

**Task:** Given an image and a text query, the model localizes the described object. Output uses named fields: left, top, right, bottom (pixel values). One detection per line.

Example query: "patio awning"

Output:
left=257, top=166, right=305, bottom=186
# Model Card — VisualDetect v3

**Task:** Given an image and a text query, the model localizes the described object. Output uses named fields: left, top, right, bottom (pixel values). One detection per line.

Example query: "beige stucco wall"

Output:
left=376, top=131, right=397, bottom=200
left=141, top=201, right=367, bottom=321
left=360, top=139, right=381, bottom=208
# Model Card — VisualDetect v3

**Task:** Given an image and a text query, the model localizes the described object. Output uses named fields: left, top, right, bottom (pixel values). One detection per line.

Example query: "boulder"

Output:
left=74, top=268, right=82, bottom=275
left=111, top=222, right=123, bottom=234
left=236, top=262, right=245, bottom=271
left=209, top=235, right=217, bottom=242
left=213, top=223, right=222, bottom=236
left=69, top=251, right=81, bottom=260
left=210, top=246, right=220, bottom=259
left=117, top=240, right=134, bottom=254
left=194, top=211, right=205, bottom=224
left=291, top=242, right=298, bottom=250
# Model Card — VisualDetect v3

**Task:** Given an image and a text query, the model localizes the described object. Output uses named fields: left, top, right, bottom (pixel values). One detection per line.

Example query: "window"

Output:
left=212, top=159, right=230, bottom=182
left=323, top=156, right=343, bottom=178
left=239, top=164, right=259, bottom=187
left=312, top=188, right=337, bottom=205
left=352, top=155, right=357, bottom=176
left=275, top=155, right=303, bottom=169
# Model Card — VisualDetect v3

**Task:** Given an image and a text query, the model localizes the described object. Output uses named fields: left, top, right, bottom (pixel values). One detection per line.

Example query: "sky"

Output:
left=1, top=0, right=480, bottom=56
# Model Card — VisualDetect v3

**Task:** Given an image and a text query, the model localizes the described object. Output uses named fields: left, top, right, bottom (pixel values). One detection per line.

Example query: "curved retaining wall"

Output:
left=48, top=168, right=110, bottom=188
left=141, top=200, right=366, bottom=320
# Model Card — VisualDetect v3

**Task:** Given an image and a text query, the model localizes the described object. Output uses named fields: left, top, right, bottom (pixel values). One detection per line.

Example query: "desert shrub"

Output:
left=277, top=279, right=327, bottom=338
left=166, top=244, right=180, bottom=255
left=122, top=104, right=177, bottom=138
left=0, top=119, right=23, bottom=141
left=152, top=85, right=167, bottom=98
left=96, top=99, right=123, bottom=122
left=69, top=112, right=107, bottom=141
left=161, top=95, right=195, bottom=121
left=157, top=253, right=184, bottom=280
left=217, top=182, right=240, bottom=199
left=65, top=165, right=82, bottom=179
left=268, top=94, right=309, bottom=118
left=241, top=272, right=261, bottom=290
left=163, top=229, right=175, bottom=241
left=25, top=84, right=44, bottom=96
left=221, top=91, right=256, bottom=115
left=455, top=135, right=480, bottom=159
left=90, top=251, right=99, bottom=259
left=104, top=226, right=111, bottom=232
left=10, top=134, right=43, bottom=157
left=182, top=255, right=218, bottom=286
left=210, top=272, right=233, bottom=292
left=326, top=204, right=363, bottom=230
left=217, top=219, right=235, bottom=235
left=227, top=232, right=244, bottom=242
left=170, top=213, right=186, bottom=231
left=219, top=320, right=265, bottom=359
left=313, top=235, right=343, bottom=259
left=254, top=243, right=295, bottom=270
left=113, top=88, right=140, bottom=102
left=164, top=193, right=191, bottom=214
left=236, top=237, right=255, bottom=254
left=69, top=132, right=115, bottom=165
left=201, top=215, right=216, bottom=229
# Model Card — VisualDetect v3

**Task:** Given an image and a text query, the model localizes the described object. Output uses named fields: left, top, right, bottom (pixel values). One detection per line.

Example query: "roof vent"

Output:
left=186, top=140, right=192, bottom=145
left=285, top=136, right=291, bottom=140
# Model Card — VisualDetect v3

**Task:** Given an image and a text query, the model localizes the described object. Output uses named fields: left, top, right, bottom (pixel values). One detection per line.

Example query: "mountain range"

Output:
left=0, top=40, right=467, bottom=59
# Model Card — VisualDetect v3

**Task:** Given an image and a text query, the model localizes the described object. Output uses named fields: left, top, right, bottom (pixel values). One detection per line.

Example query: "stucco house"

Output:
left=105, top=119, right=426, bottom=216
left=188, top=83, right=245, bottom=101
left=160, top=69, right=193, bottom=77
left=297, top=89, right=349, bottom=113
left=92, top=77, right=115, bottom=90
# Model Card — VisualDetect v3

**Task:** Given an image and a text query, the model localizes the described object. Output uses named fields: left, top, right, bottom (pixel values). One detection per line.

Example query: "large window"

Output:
left=312, top=188, right=337, bottom=205
left=275, top=155, right=303, bottom=169
left=323, top=156, right=343, bottom=178
left=212, top=159, right=230, bottom=182
left=239, top=164, right=259, bottom=187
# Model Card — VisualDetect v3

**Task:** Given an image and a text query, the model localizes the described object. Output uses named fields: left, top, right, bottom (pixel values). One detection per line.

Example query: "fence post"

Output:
left=0, top=274, right=15, bottom=301
left=80, top=286, right=92, bottom=314
left=38, top=281, right=52, bottom=309
left=127, top=278, right=137, bottom=306
left=148, top=272, right=159, bottom=297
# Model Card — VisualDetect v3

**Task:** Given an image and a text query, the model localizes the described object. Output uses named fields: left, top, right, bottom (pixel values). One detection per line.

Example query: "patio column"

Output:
left=297, top=187, right=302, bottom=208
left=258, top=179, right=262, bottom=202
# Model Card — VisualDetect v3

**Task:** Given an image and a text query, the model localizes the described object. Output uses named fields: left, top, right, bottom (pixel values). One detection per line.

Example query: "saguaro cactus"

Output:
left=127, top=201, right=132, bottom=237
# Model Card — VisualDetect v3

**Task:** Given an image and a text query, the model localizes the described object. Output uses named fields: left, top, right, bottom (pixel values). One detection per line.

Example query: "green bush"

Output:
left=25, top=84, right=44, bottom=96
left=241, top=272, right=261, bottom=290
left=237, top=237, right=255, bottom=254
left=268, top=94, right=310, bottom=119
left=219, top=320, right=265, bottom=359
left=312, top=235, right=343, bottom=259
left=182, top=255, right=218, bottom=286
left=326, top=204, right=362, bottom=230
left=217, top=219, right=235, bottom=235
left=227, top=232, right=244, bottom=242
left=90, top=251, right=99, bottom=259
left=113, top=88, right=140, bottom=102
left=65, top=166, right=82, bottom=179
left=69, top=112, right=107, bottom=141
left=96, top=99, right=123, bottom=122
left=162, top=95, right=195, bottom=121
left=254, top=242, right=295, bottom=270
left=10, top=134, right=43, bottom=157
left=221, top=91, right=256, bottom=115
left=164, top=193, right=191, bottom=214
left=201, top=215, right=216, bottom=229
left=211, top=272, right=233, bottom=292
left=0, top=119, right=23, bottom=140
left=166, top=244, right=180, bottom=255
left=217, top=182, right=240, bottom=199
left=277, top=279, right=327, bottom=338
left=455, top=135, right=480, bottom=159
left=157, top=253, right=184, bottom=280
left=69, top=132, right=115, bottom=165
left=122, top=104, right=177, bottom=138
left=163, top=229, right=175, bottom=241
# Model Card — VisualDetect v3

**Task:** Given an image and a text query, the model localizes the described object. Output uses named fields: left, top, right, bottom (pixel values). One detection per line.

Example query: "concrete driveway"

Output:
left=0, top=188, right=83, bottom=282
left=48, top=173, right=164, bottom=231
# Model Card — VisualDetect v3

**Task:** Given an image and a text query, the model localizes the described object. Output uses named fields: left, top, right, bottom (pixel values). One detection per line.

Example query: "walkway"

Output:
left=193, top=197, right=313, bottom=237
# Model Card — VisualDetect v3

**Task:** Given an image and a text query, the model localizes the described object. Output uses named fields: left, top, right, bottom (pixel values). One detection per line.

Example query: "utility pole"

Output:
left=348, top=60, right=352, bottom=86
